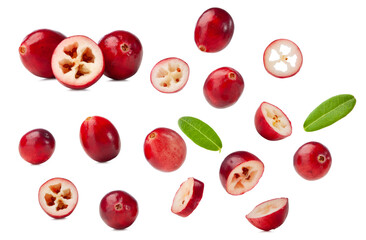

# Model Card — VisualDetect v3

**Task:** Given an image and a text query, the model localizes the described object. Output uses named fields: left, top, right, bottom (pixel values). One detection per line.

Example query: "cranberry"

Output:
left=144, top=128, right=187, bottom=172
left=203, top=67, right=244, bottom=108
left=293, top=142, right=332, bottom=180
left=51, top=35, right=105, bottom=89
left=99, top=30, right=143, bottom=80
left=100, top=190, right=138, bottom=229
left=19, top=128, right=55, bottom=164
left=263, top=39, right=303, bottom=78
left=194, top=8, right=234, bottom=52
left=38, top=177, right=78, bottom=219
left=219, top=151, right=264, bottom=195
left=80, top=116, right=121, bottom=162
left=254, top=102, right=292, bottom=141
left=19, top=29, right=66, bottom=78
left=150, top=57, right=190, bottom=93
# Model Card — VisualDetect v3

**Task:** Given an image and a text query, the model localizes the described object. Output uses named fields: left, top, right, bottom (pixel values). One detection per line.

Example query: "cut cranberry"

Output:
left=263, top=39, right=303, bottom=78
left=38, top=178, right=78, bottom=219
left=255, top=102, right=292, bottom=141
left=246, top=197, right=289, bottom=231
left=51, top=35, right=104, bottom=89
left=171, top=177, right=204, bottom=217
left=150, top=57, right=189, bottom=93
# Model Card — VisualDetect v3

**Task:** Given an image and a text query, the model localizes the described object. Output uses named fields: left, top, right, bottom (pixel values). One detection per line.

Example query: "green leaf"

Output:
left=303, top=94, right=356, bottom=132
left=178, top=116, right=222, bottom=152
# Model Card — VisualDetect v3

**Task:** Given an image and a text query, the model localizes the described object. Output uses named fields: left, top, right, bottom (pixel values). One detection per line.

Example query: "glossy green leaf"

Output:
left=178, top=116, right=222, bottom=152
left=303, top=94, right=356, bottom=132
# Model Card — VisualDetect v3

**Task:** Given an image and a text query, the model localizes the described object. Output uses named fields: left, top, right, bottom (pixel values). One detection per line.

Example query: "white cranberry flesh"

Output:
left=263, top=39, right=302, bottom=78
left=150, top=57, right=189, bottom=93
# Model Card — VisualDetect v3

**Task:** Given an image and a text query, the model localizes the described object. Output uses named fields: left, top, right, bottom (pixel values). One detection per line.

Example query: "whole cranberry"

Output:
left=80, top=116, right=121, bottom=162
left=19, top=128, right=56, bottom=164
left=194, top=8, right=234, bottom=52
left=144, top=128, right=187, bottom=172
left=19, top=29, right=66, bottom=78
left=99, top=30, right=143, bottom=80
left=203, top=67, right=244, bottom=108
left=100, top=190, right=138, bottom=230
left=293, top=141, right=332, bottom=180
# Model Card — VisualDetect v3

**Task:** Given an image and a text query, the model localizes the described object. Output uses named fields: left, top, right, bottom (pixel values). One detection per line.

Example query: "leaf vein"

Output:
left=180, top=118, right=221, bottom=150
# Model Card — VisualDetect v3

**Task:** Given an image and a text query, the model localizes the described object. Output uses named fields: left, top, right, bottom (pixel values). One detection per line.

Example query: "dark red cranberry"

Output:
left=19, top=128, right=56, bottom=164
left=194, top=8, right=234, bottom=53
left=99, top=190, right=138, bottom=229
left=99, top=30, right=143, bottom=80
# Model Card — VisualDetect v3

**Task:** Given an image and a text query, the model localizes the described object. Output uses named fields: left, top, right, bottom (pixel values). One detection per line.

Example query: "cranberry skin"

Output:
left=203, top=67, right=244, bottom=108
left=19, top=129, right=55, bottom=164
left=80, top=116, right=121, bottom=162
left=100, top=190, right=138, bottom=230
left=19, top=29, right=66, bottom=78
left=194, top=8, right=234, bottom=52
left=144, top=128, right=187, bottom=172
left=293, top=142, right=332, bottom=180
left=99, top=30, right=143, bottom=80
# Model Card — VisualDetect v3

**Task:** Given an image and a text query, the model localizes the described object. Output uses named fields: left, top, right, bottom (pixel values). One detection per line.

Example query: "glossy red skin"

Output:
left=38, top=177, right=78, bottom=219
left=100, top=190, right=138, bottom=229
left=19, top=128, right=55, bottom=164
left=254, top=102, right=292, bottom=141
left=219, top=151, right=264, bottom=195
left=203, top=67, right=244, bottom=108
left=294, top=142, right=332, bottom=180
left=172, top=178, right=204, bottom=217
left=246, top=198, right=289, bottom=231
left=99, top=30, right=143, bottom=80
left=263, top=39, right=303, bottom=78
left=144, top=128, right=186, bottom=172
left=80, top=116, right=120, bottom=162
left=19, top=29, right=66, bottom=78
left=194, top=8, right=234, bottom=52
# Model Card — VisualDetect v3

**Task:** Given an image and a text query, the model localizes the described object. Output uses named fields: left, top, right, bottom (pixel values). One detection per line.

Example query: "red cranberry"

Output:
left=203, top=67, right=244, bottom=108
left=99, top=30, right=143, bottom=80
left=80, top=116, right=121, bottom=162
left=144, top=128, right=187, bottom=172
left=19, top=128, right=55, bottom=164
left=293, top=141, right=332, bottom=180
left=194, top=8, right=234, bottom=52
left=19, top=29, right=66, bottom=78
left=99, top=190, right=138, bottom=230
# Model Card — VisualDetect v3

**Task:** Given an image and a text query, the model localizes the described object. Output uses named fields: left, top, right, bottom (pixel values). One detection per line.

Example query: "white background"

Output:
left=1, top=0, right=365, bottom=239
